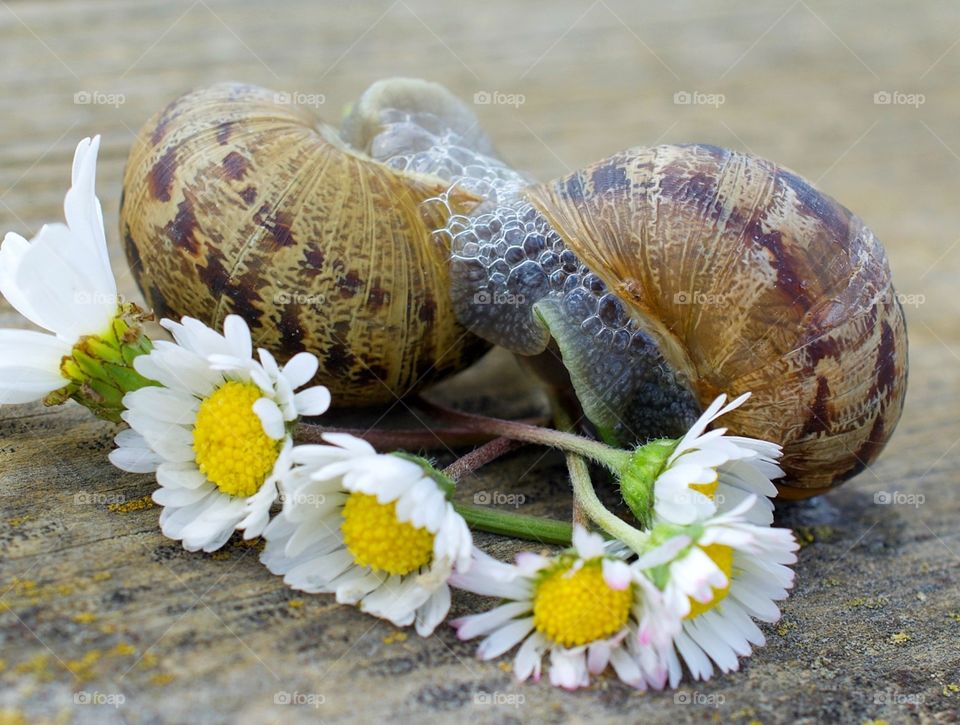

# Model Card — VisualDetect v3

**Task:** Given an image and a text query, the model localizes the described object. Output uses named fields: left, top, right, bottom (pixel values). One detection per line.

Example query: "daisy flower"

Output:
left=636, top=495, right=798, bottom=687
left=0, top=136, right=153, bottom=418
left=108, top=314, right=330, bottom=552
left=620, top=393, right=784, bottom=528
left=450, top=526, right=680, bottom=691
left=260, top=433, right=472, bottom=636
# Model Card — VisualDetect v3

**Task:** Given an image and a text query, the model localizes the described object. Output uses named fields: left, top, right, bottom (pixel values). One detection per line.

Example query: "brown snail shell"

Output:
left=450, top=143, right=907, bottom=497
left=120, top=81, right=488, bottom=406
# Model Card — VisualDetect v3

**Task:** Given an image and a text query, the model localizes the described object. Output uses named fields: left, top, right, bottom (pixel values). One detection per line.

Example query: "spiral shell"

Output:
left=451, top=143, right=907, bottom=496
left=120, top=82, right=487, bottom=406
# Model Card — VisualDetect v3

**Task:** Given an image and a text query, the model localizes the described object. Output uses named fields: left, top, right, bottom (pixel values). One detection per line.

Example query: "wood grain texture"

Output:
left=1, top=1, right=958, bottom=723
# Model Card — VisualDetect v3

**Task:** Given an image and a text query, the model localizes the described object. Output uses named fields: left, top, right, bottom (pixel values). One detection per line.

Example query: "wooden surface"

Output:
left=1, top=1, right=958, bottom=722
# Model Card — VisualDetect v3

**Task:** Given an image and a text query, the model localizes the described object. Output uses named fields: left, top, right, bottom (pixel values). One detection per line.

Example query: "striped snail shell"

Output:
left=120, top=80, right=493, bottom=406
left=442, top=144, right=908, bottom=497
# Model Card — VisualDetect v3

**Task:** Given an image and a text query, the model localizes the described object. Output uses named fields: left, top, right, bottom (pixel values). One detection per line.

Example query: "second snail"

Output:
left=120, top=78, right=908, bottom=499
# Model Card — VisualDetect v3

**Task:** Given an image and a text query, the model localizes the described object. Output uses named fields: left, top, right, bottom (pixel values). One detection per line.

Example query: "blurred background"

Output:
left=0, top=1, right=957, bottom=723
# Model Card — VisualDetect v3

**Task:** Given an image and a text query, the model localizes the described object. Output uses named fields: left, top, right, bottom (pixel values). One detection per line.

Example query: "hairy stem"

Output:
left=414, top=395, right=629, bottom=470
left=442, top=437, right=521, bottom=481
left=553, top=401, right=649, bottom=553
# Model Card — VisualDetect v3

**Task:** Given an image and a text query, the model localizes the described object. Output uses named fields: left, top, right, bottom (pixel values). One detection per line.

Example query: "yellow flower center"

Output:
left=533, top=561, right=633, bottom=648
left=341, top=493, right=434, bottom=576
left=685, top=543, right=734, bottom=619
left=689, top=474, right=719, bottom=499
left=192, top=381, right=281, bottom=498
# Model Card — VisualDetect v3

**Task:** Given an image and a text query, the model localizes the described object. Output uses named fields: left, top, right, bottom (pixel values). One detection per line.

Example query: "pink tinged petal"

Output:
left=602, top=559, right=632, bottom=590
left=513, top=631, right=546, bottom=682
left=572, top=524, right=606, bottom=559
left=281, top=352, right=320, bottom=389
left=476, top=617, right=534, bottom=660
left=222, top=315, right=252, bottom=360
left=515, top=551, right=552, bottom=576
left=587, top=640, right=611, bottom=674
left=293, top=386, right=331, bottom=417
left=610, top=648, right=645, bottom=688
left=253, top=398, right=286, bottom=440
left=451, top=601, right=531, bottom=640
left=549, top=649, right=590, bottom=690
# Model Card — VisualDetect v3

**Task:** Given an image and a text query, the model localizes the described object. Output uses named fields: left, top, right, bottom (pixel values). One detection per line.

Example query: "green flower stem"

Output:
left=414, top=395, right=630, bottom=471
left=552, top=398, right=650, bottom=553
left=454, top=503, right=572, bottom=546
left=438, top=436, right=572, bottom=545
left=563, top=449, right=648, bottom=553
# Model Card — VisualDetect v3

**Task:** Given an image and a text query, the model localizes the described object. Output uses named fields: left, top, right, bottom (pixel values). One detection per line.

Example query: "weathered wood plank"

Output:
left=1, top=1, right=958, bottom=723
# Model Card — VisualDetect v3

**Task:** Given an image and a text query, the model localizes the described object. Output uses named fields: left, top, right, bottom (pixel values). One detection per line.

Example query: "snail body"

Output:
left=442, top=143, right=907, bottom=496
left=120, top=81, right=494, bottom=405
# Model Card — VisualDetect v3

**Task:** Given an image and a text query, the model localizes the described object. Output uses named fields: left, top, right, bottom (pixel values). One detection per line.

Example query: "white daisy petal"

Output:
left=647, top=392, right=784, bottom=526
left=281, top=352, right=319, bottom=389
left=293, top=386, right=331, bottom=417
left=253, top=398, right=286, bottom=440
left=259, top=434, right=470, bottom=635
left=111, top=313, right=330, bottom=553
left=222, top=315, right=252, bottom=360
left=636, top=501, right=798, bottom=687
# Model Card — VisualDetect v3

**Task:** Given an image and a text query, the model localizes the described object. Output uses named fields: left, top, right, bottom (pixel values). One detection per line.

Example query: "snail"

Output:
left=346, top=82, right=907, bottom=497
left=122, top=78, right=907, bottom=497
left=119, top=80, right=493, bottom=406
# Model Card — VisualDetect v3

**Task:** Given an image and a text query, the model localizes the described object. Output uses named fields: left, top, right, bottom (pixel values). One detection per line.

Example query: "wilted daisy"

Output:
left=620, top=393, right=784, bottom=527
left=450, top=526, right=680, bottom=690
left=0, top=136, right=152, bottom=418
left=260, top=433, right=472, bottom=636
left=636, top=496, right=798, bottom=686
left=108, top=314, right=330, bottom=552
